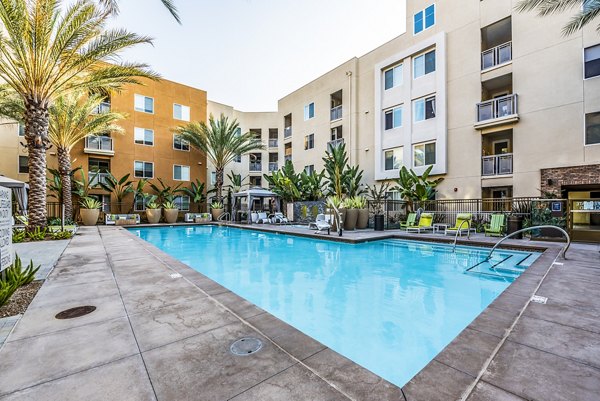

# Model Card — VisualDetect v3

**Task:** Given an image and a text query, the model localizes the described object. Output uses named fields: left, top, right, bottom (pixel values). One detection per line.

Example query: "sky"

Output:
left=109, top=0, right=407, bottom=111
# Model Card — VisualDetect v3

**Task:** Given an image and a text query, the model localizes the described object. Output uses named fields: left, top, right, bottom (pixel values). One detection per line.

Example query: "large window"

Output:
left=134, top=127, right=154, bottom=146
left=384, top=64, right=403, bottom=90
left=173, top=134, right=190, bottom=151
left=384, top=106, right=403, bottom=130
left=305, top=133, right=315, bottom=150
left=18, top=156, right=28, bottom=174
left=173, top=195, right=190, bottom=211
left=173, top=104, right=190, bottom=121
left=134, top=94, right=154, bottom=113
left=134, top=161, right=154, bottom=178
left=384, top=147, right=403, bottom=170
left=173, top=165, right=190, bottom=181
left=304, top=102, right=315, bottom=120
left=585, top=112, right=600, bottom=145
left=305, top=165, right=315, bottom=175
left=18, top=124, right=24, bottom=137
left=413, top=50, right=436, bottom=79
left=414, top=4, right=435, bottom=34
left=585, top=44, right=600, bottom=79
left=413, top=96, right=436, bottom=122
left=413, top=142, right=436, bottom=167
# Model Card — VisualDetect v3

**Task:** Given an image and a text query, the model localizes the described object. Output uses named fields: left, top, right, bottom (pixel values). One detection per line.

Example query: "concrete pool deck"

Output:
left=0, top=225, right=598, bottom=400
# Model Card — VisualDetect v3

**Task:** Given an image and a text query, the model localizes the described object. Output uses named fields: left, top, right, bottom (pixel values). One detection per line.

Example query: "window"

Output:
left=134, top=161, right=154, bottom=178
left=384, top=147, right=403, bottom=171
left=384, top=106, right=403, bottom=130
left=413, top=96, right=436, bottom=122
left=249, top=176, right=262, bottom=187
left=173, top=134, right=190, bottom=151
left=305, top=133, right=314, bottom=150
left=331, top=126, right=342, bottom=140
left=413, top=50, right=436, bottom=79
left=414, top=4, right=435, bottom=34
left=585, top=44, right=600, bottom=79
left=305, top=165, right=315, bottom=175
left=585, top=112, right=600, bottom=145
left=384, top=64, right=403, bottom=90
left=134, top=94, right=154, bottom=113
left=18, top=124, right=24, bottom=136
left=304, top=102, right=315, bottom=120
left=134, top=127, right=154, bottom=146
left=210, top=171, right=216, bottom=185
left=173, top=165, right=190, bottom=181
left=173, top=195, right=190, bottom=211
left=134, top=194, right=146, bottom=211
left=173, top=104, right=190, bottom=121
left=413, top=142, right=436, bottom=167
left=18, top=156, right=28, bottom=174
left=88, top=158, right=110, bottom=173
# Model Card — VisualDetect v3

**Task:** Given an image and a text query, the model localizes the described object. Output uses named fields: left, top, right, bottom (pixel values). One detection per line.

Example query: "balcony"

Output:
left=481, top=42, right=512, bottom=70
left=327, top=138, right=344, bottom=151
left=330, top=105, right=342, bottom=121
left=268, top=162, right=278, bottom=172
left=84, top=136, right=114, bottom=156
left=269, top=139, right=278, bottom=148
left=89, top=172, right=110, bottom=187
left=482, top=154, right=513, bottom=176
left=284, top=127, right=292, bottom=139
left=475, top=94, right=519, bottom=129
left=93, top=102, right=111, bottom=114
left=249, top=162, right=262, bottom=172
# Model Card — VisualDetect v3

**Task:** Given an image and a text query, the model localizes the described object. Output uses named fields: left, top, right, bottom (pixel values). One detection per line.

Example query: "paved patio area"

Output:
left=0, top=224, right=598, bottom=400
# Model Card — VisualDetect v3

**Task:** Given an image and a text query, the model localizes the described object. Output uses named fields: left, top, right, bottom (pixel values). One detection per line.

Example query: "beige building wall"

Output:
left=0, top=120, right=29, bottom=182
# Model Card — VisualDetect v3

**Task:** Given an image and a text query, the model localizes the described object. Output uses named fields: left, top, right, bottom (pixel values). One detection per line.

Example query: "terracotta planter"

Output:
left=211, top=208, right=224, bottom=221
left=146, top=208, right=161, bottom=224
left=356, top=209, right=369, bottom=229
left=344, top=209, right=358, bottom=231
left=80, top=208, right=99, bottom=226
left=164, top=209, right=179, bottom=224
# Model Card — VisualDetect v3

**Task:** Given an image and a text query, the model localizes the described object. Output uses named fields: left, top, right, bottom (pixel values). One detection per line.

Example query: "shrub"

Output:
left=27, top=227, right=48, bottom=241
left=5, top=255, right=40, bottom=287
left=80, top=196, right=102, bottom=209
left=0, top=280, right=19, bottom=308
left=12, top=229, right=26, bottom=243
left=51, top=230, right=73, bottom=240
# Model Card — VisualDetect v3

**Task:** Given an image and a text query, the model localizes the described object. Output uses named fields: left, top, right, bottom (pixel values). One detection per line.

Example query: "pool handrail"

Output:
left=486, top=225, right=571, bottom=260
left=451, top=219, right=472, bottom=252
left=218, top=212, right=231, bottom=222
left=329, top=202, right=343, bottom=237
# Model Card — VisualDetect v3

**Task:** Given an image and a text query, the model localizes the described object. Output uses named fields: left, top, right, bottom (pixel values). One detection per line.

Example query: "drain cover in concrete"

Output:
left=55, top=306, right=97, bottom=319
left=230, top=337, right=263, bottom=356
left=531, top=295, right=548, bottom=304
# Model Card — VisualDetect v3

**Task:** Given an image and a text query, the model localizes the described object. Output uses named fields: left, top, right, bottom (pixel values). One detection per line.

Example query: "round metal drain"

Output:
left=55, top=306, right=97, bottom=320
left=230, top=337, right=263, bottom=356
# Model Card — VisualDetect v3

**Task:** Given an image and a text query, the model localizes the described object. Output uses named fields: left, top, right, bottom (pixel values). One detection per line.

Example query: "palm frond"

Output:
left=515, top=0, right=600, bottom=35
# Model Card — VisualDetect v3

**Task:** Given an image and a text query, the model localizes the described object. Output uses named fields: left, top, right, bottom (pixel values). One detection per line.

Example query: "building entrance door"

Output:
left=566, top=188, right=600, bottom=243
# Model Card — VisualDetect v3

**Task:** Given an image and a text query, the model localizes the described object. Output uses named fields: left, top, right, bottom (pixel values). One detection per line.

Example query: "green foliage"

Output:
left=5, top=255, right=40, bottom=287
left=392, top=166, right=444, bottom=201
left=149, top=178, right=182, bottom=204
left=301, top=205, right=308, bottom=218
left=72, top=169, right=94, bottom=199
left=515, top=0, right=600, bottom=36
left=345, top=196, right=367, bottom=209
left=0, top=280, right=19, bottom=308
left=99, top=172, right=133, bottom=203
left=162, top=201, right=177, bottom=209
left=145, top=195, right=160, bottom=209
left=263, top=160, right=302, bottom=202
left=51, top=230, right=73, bottom=240
left=366, top=183, right=391, bottom=215
left=48, top=217, right=75, bottom=226
left=12, top=229, right=25, bottom=243
left=322, top=143, right=365, bottom=198
left=80, top=197, right=102, bottom=209
left=210, top=201, right=224, bottom=209
left=178, top=179, right=206, bottom=206
left=47, top=167, right=82, bottom=203
left=326, top=195, right=344, bottom=209
left=299, top=170, right=325, bottom=201
left=226, top=171, right=247, bottom=194
left=27, top=227, right=48, bottom=241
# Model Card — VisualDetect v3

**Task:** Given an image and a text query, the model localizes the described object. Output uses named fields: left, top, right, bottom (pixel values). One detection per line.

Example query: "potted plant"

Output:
left=79, top=197, right=102, bottom=226
left=367, top=183, right=390, bottom=231
left=211, top=201, right=224, bottom=221
left=356, top=196, right=369, bottom=229
left=344, top=197, right=358, bottom=231
left=163, top=200, right=179, bottom=224
left=145, top=195, right=162, bottom=224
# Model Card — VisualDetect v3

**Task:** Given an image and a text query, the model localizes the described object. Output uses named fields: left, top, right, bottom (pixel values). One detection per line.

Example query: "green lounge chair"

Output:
left=400, top=213, right=417, bottom=230
left=484, top=214, right=505, bottom=237
left=445, top=213, right=472, bottom=236
left=406, top=213, right=434, bottom=233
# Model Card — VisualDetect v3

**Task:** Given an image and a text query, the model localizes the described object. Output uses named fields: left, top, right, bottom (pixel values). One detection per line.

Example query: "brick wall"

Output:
left=541, top=164, right=600, bottom=194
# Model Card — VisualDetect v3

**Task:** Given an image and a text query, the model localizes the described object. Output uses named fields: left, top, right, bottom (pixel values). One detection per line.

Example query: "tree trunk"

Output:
left=215, top=167, right=224, bottom=202
left=24, top=100, right=50, bottom=230
left=57, top=147, right=73, bottom=221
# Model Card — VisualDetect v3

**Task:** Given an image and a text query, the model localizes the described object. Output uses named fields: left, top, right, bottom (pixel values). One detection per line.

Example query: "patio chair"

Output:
left=406, top=213, right=434, bottom=233
left=445, top=213, right=472, bottom=236
left=270, top=212, right=289, bottom=224
left=485, top=214, right=506, bottom=237
left=400, top=213, right=417, bottom=230
left=308, top=214, right=331, bottom=235
left=257, top=212, right=271, bottom=224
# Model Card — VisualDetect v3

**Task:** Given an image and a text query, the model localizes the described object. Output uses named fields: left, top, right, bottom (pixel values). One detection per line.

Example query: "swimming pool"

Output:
left=131, top=225, right=539, bottom=387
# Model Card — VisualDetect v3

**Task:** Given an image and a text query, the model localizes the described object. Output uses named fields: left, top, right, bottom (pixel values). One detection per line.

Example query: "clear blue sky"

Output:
left=109, top=0, right=407, bottom=111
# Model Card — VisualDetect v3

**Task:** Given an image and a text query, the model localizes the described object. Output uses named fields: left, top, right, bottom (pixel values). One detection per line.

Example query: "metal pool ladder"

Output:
left=486, top=225, right=571, bottom=260
left=452, top=220, right=472, bottom=252
left=218, top=212, right=231, bottom=222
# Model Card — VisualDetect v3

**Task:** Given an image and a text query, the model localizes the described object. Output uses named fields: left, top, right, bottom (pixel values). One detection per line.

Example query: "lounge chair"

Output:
left=400, top=213, right=417, bottom=230
left=184, top=213, right=211, bottom=222
left=406, top=213, right=434, bottom=233
left=485, top=214, right=506, bottom=237
left=445, top=213, right=472, bottom=236
left=270, top=212, right=289, bottom=224
left=256, top=212, right=271, bottom=224
left=105, top=214, right=141, bottom=225
left=308, top=214, right=331, bottom=234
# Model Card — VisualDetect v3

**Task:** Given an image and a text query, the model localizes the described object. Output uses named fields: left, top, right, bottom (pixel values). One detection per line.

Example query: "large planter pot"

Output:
left=164, top=209, right=179, bottom=224
left=374, top=214, right=385, bottom=231
left=356, top=209, right=369, bottom=229
left=211, top=208, right=224, bottom=221
left=80, top=208, right=99, bottom=226
left=146, top=208, right=162, bottom=224
left=507, top=215, right=523, bottom=239
left=344, top=209, right=358, bottom=231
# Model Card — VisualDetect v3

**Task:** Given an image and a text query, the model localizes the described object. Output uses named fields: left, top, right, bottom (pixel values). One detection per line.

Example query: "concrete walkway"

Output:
left=13, top=239, right=70, bottom=280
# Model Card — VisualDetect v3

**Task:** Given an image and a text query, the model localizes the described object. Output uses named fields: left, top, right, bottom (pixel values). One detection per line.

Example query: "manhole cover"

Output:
left=55, top=306, right=97, bottom=320
left=230, top=337, right=263, bottom=356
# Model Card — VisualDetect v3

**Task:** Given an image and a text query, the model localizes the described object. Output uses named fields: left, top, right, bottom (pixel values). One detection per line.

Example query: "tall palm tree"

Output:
left=98, top=0, right=180, bottom=23
left=175, top=114, right=265, bottom=202
left=0, top=0, right=157, bottom=229
left=49, top=93, right=125, bottom=220
left=516, top=0, right=600, bottom=35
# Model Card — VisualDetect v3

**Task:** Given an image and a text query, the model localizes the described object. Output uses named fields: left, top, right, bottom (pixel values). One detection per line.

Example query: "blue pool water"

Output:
left=131, top=225, right=539, bottom=387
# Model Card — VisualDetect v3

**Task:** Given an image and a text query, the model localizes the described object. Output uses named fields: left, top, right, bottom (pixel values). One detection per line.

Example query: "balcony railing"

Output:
left=269, top=139, right=278, bottom=148
left=477, top=94, right=518, bottom=122
left=284, top=126, right=292, bottom=138
left=249, top=162, right=262, bottom=172
left=330, top=105, right=342, bottom=121
left=268, top=162, right=278, bottom=172
left=284, top=154, right=292, bottom=162
left=481, top=42, right=512, bottom=70
left=89, top=172, right=110, bottom=187
left=84, top=136, right=114, bottom=155
left=327, top=138, right=344, bottom=151
left=482, top=153, right=513, bottom=176
left=93, top=102, right=111, bottom=114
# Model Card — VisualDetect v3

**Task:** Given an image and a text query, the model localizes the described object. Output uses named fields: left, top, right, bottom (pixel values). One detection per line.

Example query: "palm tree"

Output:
left=98, top=0, right=180, bottom=23
left=516, top=0, right=600, bottom=35
left=0, top=0, right=157, bottom=229
left=175, top=114, right=265, bottom=202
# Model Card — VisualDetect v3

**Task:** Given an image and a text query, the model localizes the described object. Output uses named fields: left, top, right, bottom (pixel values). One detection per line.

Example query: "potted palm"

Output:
left=163, top=200, right=179, bottom=224
left=79, top=197, right=102, bottom=226
left=145, top=195, right=162, bottom=224
left=210, top=201, right=224, bottom=221
left=367, top=183, right=390, bottom=231
left=356, top=196, right=369, bottom=229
